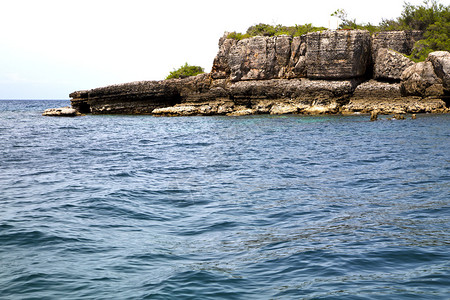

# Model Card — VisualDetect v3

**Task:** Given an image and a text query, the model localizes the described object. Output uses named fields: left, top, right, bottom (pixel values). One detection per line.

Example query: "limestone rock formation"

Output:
left=70, top=74, right=214, bottom=114
left=401, top=61, right=444, bottom=97
left=210, top=36, right=237, bottom=79
left=211, top=30, right=372, bottom=81
left=374, top=48, right=415, bottom=81
left=342, top=79, right=448, bottom=114
left=371, top=30, right=423, bottom=59
left=305, top=30, right=371, bottom=79
left=151, top=79, right=358, bottom=116
left=427, top=51, right=450, bottom=92
left=211, top=35, right=303, bottom=81
left=287, top=35, right=307, bottom=78
left=63, top=30, right=449, bottom=117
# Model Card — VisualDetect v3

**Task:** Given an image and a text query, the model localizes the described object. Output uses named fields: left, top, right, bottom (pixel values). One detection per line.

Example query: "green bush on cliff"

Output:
left=383, top=0, right=450, bottom=61
left=226, top=23, right=326, bottom=40
left=331, top=9, right=380, bottom=33
left=336, top=0, right=449, bottom=61
left=226, top=32, right=251, bottom=41
left=165, top=63, right=204, bottom=80
left=226, top=0, right=448, bottom=60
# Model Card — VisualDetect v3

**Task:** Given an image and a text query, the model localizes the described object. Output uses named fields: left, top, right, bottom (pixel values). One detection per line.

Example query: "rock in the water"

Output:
left=270, top=103, right=298, bottom=115
left=152, top=105, right=199, bottom=116
left=370, top=110, right=379, bottom=121
left=427, top=51, right=450, bottom=92
left=401, top=61, right=444, bottom=97
left=374, top=48, right=415, bottom=81
left=43, top=107, right=81, bottom=117
left=227, top=107, right=256, bottom=116
left=305, top=30, right=371, bottom=79
left=342, top=80, right=448, bottom=114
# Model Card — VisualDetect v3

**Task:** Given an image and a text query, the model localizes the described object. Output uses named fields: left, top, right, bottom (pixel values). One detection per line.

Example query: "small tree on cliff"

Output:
left=165, top=63, right=205, bottom=80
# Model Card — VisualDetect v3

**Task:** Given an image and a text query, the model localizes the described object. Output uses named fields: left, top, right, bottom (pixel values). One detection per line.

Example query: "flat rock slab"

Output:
left=43, top=107, right=82, bottom=117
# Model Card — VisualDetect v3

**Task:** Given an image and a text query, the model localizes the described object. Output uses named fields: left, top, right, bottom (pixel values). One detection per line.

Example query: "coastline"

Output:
left=48, top=30, right=449, bottom=117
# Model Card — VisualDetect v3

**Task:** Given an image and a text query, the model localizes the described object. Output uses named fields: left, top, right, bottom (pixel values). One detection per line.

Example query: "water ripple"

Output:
left=0, top=101, right=449, bottom=299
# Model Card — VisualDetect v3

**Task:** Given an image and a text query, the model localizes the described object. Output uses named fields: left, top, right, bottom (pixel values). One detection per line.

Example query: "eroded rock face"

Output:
left=305, top=30, right=371, bottom=79
left=228, top=78, right=358, bottom=105
left=211, top=35, right=294, bottom=81
left=210, top=36, right=237, bottom=79
left=287, top=35, right=307, bottom=78
left=374, top=48, right=415, bottom=81
left=427, top=51, right=450, bottom=92
left=371, top=30, right=423, bottom=59
left=401, top=61, right=444, bottom=97
left=210, top=30, right=373, bottom=81
left=85, top=80, right=181, bottom=114
left=229, top=35, right=292, bottom=81
left=70, top=74, right=213, bottom=114
left=151, top=79, right=358, bottom=116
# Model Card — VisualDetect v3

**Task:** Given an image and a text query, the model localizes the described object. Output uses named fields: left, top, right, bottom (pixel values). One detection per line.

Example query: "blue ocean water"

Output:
left=0, top=100, right=449, bottom=299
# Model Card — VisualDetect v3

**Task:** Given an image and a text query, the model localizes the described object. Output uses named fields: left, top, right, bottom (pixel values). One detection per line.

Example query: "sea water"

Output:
left=0, top=100, right=449, bottom=299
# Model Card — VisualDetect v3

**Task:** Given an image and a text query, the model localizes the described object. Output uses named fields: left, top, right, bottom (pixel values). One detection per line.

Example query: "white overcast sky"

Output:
left=0, top=0, right=439, bottom=99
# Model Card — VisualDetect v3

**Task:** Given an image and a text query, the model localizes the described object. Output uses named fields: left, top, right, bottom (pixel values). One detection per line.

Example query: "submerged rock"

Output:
left=393, top=113, right=406, bottom=120
left=370, top=110, right=379, bottom=121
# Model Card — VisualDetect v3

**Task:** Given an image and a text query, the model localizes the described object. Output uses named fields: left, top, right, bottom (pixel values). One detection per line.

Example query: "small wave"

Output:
left=0, top=229, right=88, bottom=248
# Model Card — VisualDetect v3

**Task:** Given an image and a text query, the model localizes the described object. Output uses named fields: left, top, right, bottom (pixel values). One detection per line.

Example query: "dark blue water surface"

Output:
left=0, top=100, right=449, bottom=299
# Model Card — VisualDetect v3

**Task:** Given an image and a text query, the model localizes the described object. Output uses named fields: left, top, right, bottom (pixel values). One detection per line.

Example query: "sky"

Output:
left=0, top=0, right=438, bottom=99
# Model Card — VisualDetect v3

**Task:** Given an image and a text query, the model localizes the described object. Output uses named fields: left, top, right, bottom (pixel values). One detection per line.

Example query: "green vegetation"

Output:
left=165, top=63, right=204, bottom=80
left=227, top=0, right=448, bottom=61
left=331, top=9, right=380, bottom=33
left=333, top=0, right=449, bottom=61
left=227, top=23, right=326, bottom=40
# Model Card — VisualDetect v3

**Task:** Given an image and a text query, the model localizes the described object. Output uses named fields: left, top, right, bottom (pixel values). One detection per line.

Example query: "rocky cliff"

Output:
left=68, top=30, right=449, bottom=116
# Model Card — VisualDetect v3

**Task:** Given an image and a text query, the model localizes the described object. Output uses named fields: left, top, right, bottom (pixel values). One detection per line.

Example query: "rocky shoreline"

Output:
left=51, top=30, right=449, bottom=117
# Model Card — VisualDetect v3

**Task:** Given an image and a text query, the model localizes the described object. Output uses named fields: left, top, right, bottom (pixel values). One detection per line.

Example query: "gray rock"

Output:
left=374, top=48, right=415, bottom=81
left=352, top=80, right=403, bottom=99
left=372, top=30, right=423, bottom=60
left=228, top=35, right=292, bottom=81
left=401, top=61, right=444, bottom=97
left=305, top=30, right=371, bottom=79
left=229, top=78, right=358, bottom=105
left=210, top=35, right=237, bottom=79
left=287, top=35, right=307, bottom=78
left=71, top=74, right=213, bottom=114
left=427, top=51, right=450, bottom=91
